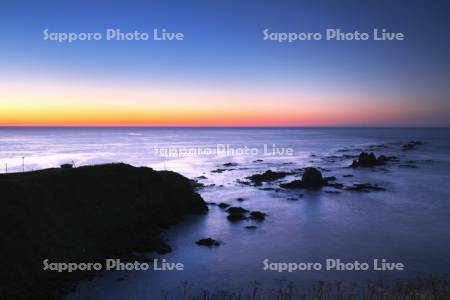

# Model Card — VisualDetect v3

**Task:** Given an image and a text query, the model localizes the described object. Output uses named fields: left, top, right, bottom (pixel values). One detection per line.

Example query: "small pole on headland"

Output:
left=22, top=157, right=25, bottom=173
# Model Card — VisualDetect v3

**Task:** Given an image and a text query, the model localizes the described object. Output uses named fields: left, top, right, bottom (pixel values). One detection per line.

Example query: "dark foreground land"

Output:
left=0, top=163, right=207, bottom=299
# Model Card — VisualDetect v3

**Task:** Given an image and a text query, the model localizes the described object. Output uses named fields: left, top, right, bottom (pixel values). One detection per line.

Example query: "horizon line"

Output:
left=1, top=125, right=449, bottom=129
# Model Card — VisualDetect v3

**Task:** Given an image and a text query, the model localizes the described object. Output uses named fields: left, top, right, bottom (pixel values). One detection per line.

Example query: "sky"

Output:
left=0, top=0, right=449, bottom=126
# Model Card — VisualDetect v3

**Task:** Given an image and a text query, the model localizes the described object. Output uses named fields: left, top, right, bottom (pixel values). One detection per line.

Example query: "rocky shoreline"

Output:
left=0, top=163, right=208, bottom=299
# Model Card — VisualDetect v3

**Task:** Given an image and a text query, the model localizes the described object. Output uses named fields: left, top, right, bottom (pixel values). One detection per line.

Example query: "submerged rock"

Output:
left=249, top=211, right=266, bottom=220
left=402, top=141, right=423, bottom=151
left=280, top=179, right=303, bottom=189
left=345, top=183, right=385, bottom=192
left=325, top=190, right=341, bottom=194
left=196, top=238, right=220, bottom=246
left=218, top=203, right=230, bottom=209
left=246, top=170, right=292, bottom=186
left=223, top=162, right=238, bottom=167
left=211, top=168, right=228, bottom=173
left=399, top=164, right=418, bottom=168
left=226, top=206, right=249, bottom=214
left=244, top=225, right=257, bottom=229
left=326, top=182, right=344, bottom=189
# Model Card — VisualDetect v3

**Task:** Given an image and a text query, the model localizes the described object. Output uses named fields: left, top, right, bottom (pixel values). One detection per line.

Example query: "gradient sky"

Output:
left=1, top=0, right=449, bottom=126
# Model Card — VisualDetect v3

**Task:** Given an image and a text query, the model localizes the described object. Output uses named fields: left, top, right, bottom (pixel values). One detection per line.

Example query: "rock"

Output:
left=236, top=197, right=245, bottom=202
left=402, top=141, right=423, bottom=151
left=218, top=203, right=230, bottom=209
left=196, top=175, right=208, bottom=180
left=260, top=187, right=282, bottom=192
left=252, top=159, right=264, bottom=163
left=377, top=155, right=389, bottom=163
left=236, top=179, right=252, bottom=186
left=301, top=167, right=325, bottom=188
left=350, top=152, right=389, bottom=167
left=343, top=174, right=353, bottom=177
left=195, top=238, right=220, bottom=246
left=325, top=190, right=341, bottom=194
left=223, top=162, right=238, bottom=167
left=244, top=225, right=257, bottom=229
left=345, top=183, right=385, bottom=192
left=280, top=167, right=327, bottom=189
left=227, top=212, right=247, bottom=221
left=190, top=180, right=205, bottom=189
left=211, top=168, right=227, bottom=173
left=226, top=206, right=249, bottom=214
left=249, top=211, right=266, bottom=220
left=351, top=152, right=377, bottom=167
left=326, top=182, right=344, bottom=189
left=280, top=179, right=303, bottom=189
left=226, top=207, right=249, bottom=221
left=246, top=170, right=291, bottom=186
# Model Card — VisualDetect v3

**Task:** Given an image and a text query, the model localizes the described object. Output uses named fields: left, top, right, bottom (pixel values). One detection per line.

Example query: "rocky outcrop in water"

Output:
left=227, top=212, right=247, bottom=221
left=246, top=170, right=292, bottom=186
left=350, top=152, right=391, bottom=167
left=218, top=202, right=230, bottom=209
left=196, top=238, right=220, bottom=246
left=280, top=167, right=329, bottom=189
left=249, top=211, right=267, bottom=220
left=226, top=206, right=249, bottom=221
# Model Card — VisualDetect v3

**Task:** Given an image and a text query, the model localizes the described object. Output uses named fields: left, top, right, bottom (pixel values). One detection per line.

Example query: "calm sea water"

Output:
left=1, top=127, right=449, bottom=298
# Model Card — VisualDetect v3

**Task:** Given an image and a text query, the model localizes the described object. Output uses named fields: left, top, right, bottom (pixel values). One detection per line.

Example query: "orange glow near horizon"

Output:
left=0, top=77, right=432, bottom=127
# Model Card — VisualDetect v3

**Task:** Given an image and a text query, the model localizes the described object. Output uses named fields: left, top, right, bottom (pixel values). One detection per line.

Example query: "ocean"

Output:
left=1, top=127, right=449, bottom=299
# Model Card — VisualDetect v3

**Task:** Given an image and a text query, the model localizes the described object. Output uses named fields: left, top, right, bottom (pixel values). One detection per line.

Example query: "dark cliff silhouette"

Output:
left=0, top=163, right=207, bottom=299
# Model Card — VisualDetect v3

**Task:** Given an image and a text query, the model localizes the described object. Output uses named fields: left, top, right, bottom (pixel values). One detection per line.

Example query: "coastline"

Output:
left=0, top=163, right=207, bottom=299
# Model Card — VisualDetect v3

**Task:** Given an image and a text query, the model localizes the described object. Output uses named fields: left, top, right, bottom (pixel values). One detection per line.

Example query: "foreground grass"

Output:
left=161, top=277, right=450, bottom=300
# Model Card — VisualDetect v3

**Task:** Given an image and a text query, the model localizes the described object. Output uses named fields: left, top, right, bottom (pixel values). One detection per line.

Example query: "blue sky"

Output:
left=1, top=0, right=449, bottom=126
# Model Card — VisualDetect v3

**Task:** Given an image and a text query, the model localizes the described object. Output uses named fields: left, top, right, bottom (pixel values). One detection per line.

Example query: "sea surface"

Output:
left=1, top=127, right=450, bottom=299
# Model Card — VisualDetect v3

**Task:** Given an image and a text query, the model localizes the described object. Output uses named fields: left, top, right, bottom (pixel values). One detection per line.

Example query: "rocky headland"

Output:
left=0, top=163, right=207, bottom=299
